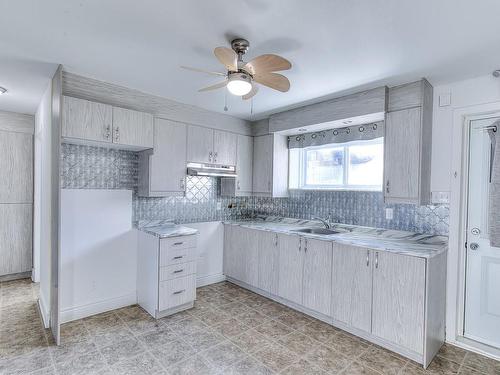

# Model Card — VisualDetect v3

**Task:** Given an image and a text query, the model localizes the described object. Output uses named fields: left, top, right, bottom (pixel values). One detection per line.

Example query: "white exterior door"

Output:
left=464, top=117, right=500, bottom=349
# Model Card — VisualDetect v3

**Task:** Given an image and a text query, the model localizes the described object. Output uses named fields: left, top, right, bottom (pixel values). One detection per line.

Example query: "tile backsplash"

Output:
left=61, top=143, right=449, bottom=235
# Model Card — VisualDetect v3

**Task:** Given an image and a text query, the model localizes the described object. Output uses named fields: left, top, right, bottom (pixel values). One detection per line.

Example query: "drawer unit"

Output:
left=160, top=261, right=196, bottom=281
left=160, top=247, right=195, bottom=267
left=137, top=231, right=198, bottom=319
left=159, top=274, right=196, bottom=311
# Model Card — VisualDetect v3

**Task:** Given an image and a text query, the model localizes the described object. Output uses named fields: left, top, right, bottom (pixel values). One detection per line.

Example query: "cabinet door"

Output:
left=0, top=204, right=32, bottom=276
left=332, top=244, right=373, bottom=333
left=112, top=107, right=153, bottom=148
left=0, top=131, right=33, bottom=203
left=187, top=125, right=213, bottom=163
left=150, top=119, right=187, bottom=193
left=252, top=135, right=273, bottom=194
left=258, top=231, right=279, bottom=294
left=372, top=251, right=426, bottom=354
left=62, top=96, right=112, bottom=143
left=213, top=130, right=237, bottom=165
left=384, top=108, right=421, bottom=202
left=236, top=135, right=253, bottom=194
left=278, top=234, right=303, bottom=304
left=223, top=225, right=238, bottom=279
left=244, top=229, right=259, bottom=287
left=302, top=238, right=332, bottom=315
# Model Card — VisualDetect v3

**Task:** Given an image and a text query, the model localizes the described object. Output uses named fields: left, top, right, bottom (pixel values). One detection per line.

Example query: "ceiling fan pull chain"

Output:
left=251, top=97, right=254, bottom=115
left=224, top=89, right=228, bottom=112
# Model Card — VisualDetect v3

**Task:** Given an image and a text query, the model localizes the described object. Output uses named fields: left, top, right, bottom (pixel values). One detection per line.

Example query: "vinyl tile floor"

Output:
left=1, top=278, right=499, bottom=374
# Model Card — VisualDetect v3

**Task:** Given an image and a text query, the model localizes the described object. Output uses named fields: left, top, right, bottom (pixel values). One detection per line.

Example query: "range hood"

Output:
left=187, top=162, right=237, bottom=178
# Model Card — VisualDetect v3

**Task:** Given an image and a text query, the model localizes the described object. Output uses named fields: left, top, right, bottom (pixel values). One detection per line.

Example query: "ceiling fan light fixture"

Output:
left=227, top=73, right=252, bottom=96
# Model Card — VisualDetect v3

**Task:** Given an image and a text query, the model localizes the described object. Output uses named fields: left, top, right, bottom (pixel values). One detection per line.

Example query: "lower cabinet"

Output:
left=137, top=232, right=197, bottom=318
left=223, top=224, right=446, bottom=368
left=372, top=251, right=426, bottom=354
left=332, top=243, right=373, bottom=333
left=277, top=234, right=303, bottom=304
left=302, top=238, right=332, bottom=316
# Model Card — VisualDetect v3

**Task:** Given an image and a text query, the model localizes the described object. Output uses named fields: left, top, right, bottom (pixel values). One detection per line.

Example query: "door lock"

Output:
left=471, top=228, right=481, bottom=235
left=469, top=243, right=479, bottom=250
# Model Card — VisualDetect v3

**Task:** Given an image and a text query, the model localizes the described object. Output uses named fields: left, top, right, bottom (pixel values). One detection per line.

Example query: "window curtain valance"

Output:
left=288, top=121, right=384, bottom=149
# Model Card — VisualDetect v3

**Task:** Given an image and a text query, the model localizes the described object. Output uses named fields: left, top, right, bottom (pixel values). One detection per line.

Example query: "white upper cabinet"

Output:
left=138, top=118, right=187, bottom=197
left=372, top=251, right=426, bottom=354
left=187, top=125, right=214, bottom=164
left=213, top=130, right=237, bottom=166
left=385, top=79, right=433, bottom=204
left=252, top=134, right=288, bottom=198
left=187, top=125, right=238, bottom=165
left=221, top=134, right=253, bottom=197
left=62, top=96, right=153, bottom=150
left=302, top=238, right=332, bottom=316
left=62, top=96, right=112, bottom=143
left=112, top=107, right=153, bottom=148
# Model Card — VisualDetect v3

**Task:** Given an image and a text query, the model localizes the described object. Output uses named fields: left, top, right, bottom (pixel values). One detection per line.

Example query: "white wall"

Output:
left=431, top=74, right=500, bottom=350
left=34, top=81, right=52, bottom=327
left=60, top=189, right=137, bottom=323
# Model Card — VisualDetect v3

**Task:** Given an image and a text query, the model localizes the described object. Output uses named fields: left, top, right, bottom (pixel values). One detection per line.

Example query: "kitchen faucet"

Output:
left=311, top=215, right=331, bottom=229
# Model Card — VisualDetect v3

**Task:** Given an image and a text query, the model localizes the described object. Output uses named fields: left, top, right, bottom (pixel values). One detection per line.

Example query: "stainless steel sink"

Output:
left=291, top=228, right=341, bottom=235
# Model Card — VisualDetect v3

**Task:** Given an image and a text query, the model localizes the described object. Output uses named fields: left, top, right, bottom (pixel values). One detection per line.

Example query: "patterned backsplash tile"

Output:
left=61, top=143, right=450, bottom=235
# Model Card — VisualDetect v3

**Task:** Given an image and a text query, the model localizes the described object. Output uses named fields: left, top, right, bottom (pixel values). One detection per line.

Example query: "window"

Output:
left=289, top=138, right=383, bottom=191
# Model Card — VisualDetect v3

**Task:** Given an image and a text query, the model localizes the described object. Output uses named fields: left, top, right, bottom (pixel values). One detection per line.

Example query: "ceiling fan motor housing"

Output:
left=231, top=38, right=250, bottom=56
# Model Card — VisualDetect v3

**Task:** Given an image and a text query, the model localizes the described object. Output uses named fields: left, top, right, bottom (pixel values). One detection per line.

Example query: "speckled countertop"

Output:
left=224, top=216, right=448, bottom=259
left=136, top=220, right=198, bottom=238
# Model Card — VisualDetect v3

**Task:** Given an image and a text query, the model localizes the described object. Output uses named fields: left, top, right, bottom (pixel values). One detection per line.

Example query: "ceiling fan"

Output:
left=181, top=38, right=292, bottom=100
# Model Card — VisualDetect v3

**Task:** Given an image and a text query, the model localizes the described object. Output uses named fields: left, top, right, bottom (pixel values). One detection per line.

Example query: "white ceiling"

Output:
left=1, top=0, right=500, bottom=118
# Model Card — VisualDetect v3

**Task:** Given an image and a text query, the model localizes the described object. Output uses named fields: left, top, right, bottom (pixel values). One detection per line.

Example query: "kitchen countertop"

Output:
left=136, top=220, right=198, bottom=238
left=224, top=216, right=448, bottom=259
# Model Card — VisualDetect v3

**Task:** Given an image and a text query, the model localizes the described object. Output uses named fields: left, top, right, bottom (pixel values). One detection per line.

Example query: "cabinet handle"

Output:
left=180, top=178, right=185, bottom=190
left=173, top=289, right=185, bottom=295
left=173, top=242, right=184, bottom=246
left=304, top=238, right=307, bottom=253
left=114, top=126, right=120, bottom=142
left=173, top=269, right=184, bottom=274
left=299, top=238, right=301, bottom=252
left=173, top=255, right=184, bottom=260
left=209, top=151, right=212, bottom=162
left=366, top=250, right=370, bottom=267
left=375, top=252, right=379, bottom=269
left=237, top=180, right=240, bottom=190
left=268, top=181, right=271, bottom=191
left=104, top=125, right=111, bottom=140
left=274, top=233, right=278, bottom=247
left=214, top=152, right=218, bottom=163
left=386, top=180, right=390, bottom=194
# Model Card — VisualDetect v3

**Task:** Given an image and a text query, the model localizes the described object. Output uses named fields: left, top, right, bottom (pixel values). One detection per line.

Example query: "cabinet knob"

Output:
left=209, top=151, right=212, bottom=162
left=385, top=180, right=390, bottom=194
left=214, top=152, right=218, bottom=163
left=114, top=126, right=120, bottom=142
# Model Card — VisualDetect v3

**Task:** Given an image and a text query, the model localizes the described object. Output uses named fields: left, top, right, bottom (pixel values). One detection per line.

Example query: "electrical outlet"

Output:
left=431, top=191, right=450, bottom=204
left=385, top=208, right=394, bottom=220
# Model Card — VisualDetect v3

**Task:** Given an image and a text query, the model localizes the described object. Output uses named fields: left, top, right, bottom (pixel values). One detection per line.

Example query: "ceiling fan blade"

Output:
left=242, top=83, right=259, bottom=100
left=244, top=54, right=291, bottom=75
left=214, top=47, right=238, bottom=71
left=254, top=73, right=290, bottom=92
left=180, top=66, right=226, bottom=76
left=198, top=81, right=228, bottom=92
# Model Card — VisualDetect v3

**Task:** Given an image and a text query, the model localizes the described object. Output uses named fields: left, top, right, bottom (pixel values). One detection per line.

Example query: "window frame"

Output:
left=292, top=138, right=384, bottom=192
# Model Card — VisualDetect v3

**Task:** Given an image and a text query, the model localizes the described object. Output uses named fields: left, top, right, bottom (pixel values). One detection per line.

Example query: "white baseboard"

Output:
left=60, top=292, right=137, bottom=324
left=197, top=273, right=226, bottom=288
left=38, top=295, right=50, bottom=329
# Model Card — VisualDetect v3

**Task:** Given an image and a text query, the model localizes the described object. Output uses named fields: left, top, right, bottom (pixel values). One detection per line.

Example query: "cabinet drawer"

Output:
left=160, top=247, right=195, bottom=267
left=159, top=274, right=196, bottom=311
left=160, top=235, right=197, bottom=251
left=160, top=261, right=196, bottom=281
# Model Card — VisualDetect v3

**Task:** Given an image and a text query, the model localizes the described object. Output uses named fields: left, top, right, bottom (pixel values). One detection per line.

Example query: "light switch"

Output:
left=385, top=208, right=394, bottom=220
left=431, top=191, right=450, bottom=204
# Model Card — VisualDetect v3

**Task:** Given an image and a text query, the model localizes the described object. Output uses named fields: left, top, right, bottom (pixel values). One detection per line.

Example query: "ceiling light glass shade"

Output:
left=227, top=73, right=252, bottom=96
